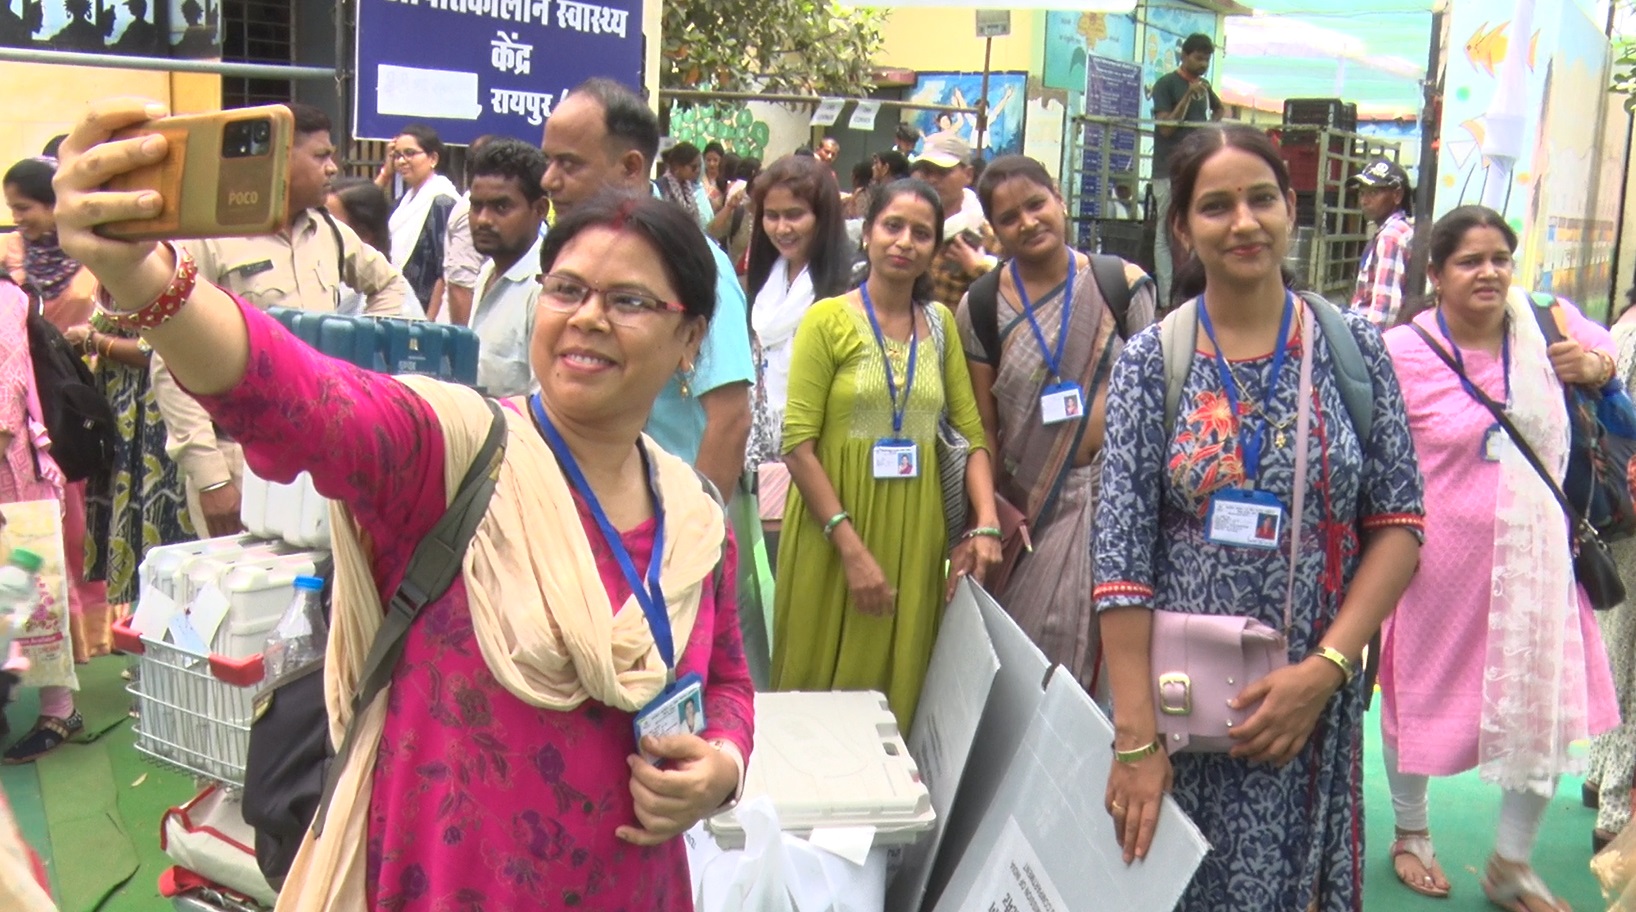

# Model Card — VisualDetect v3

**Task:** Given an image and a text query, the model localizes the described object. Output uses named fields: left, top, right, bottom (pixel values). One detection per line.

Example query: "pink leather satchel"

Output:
left=1150, top=612, right=1288, bottom=752
left=1149, top=299, right=1315, bottom=755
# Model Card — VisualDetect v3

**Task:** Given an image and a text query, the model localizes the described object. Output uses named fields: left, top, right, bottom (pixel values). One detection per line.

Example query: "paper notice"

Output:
left=849, top=100, right=882, bottom=131
left=810, top=98, right=846, bottom=126
left=807, top=825, right=877, bottom=865
left=955, top=817, right=1071, bottom=912
left=130, top=587, right=179, bottom=638
left=189, top=584, right=232, bottom=650
left=377, top=64, right=484, bottom=120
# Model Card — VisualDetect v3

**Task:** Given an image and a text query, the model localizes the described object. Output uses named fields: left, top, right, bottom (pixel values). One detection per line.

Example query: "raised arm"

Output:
left=53, top=98, right=446, bottom=537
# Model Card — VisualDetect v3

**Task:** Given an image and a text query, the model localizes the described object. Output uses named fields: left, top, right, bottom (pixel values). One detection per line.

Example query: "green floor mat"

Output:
left=93, top=718, right=195, bottom=912
left=36, top=741, right=138, bottom=912
left=2, top=685, right=54, bottom=902
left=1362, top=701, right=1605, bottom=911
left=70, top=658, right=138, bottom=744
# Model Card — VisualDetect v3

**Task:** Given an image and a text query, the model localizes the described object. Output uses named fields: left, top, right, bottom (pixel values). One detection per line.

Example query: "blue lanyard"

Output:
left=1196, top=292, right=1295, bottom=485
left=1010, top=251, right=1076, bottom=383
left=1436, top=307, right=1511, bottom=407
left=861, top=284, right=918, bottom=435
left=529, top=394, right=675, bottom=677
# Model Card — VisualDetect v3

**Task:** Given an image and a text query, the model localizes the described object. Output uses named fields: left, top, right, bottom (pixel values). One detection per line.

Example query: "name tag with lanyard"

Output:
left=1433, top=307, right=1513, bottom=463
left=1198, top=292, right=1295, bottom=551
left=529, top=394, right=705, bottom=761
left=1012, top=254, right=1085, bottom=426
left=864, top=284, right=920, bottom=479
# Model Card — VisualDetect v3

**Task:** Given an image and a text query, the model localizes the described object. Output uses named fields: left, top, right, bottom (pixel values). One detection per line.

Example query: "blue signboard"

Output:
left=355, top=0, right=644, bottom=145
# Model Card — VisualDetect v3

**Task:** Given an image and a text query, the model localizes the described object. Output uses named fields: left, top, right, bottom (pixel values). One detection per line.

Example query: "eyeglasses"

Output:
left=537, top=275, right=686, bottom=325
left=388, top=149, right=425, bottom=162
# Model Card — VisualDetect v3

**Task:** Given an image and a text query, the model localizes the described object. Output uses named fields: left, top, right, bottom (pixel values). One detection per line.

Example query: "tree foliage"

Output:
left=661, top=0, right=887, bottom=96
left=1614, top=0, right=1636, bottom=109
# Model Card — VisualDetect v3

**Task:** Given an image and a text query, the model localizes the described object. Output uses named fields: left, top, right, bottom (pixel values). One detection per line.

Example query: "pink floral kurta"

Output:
left=195, top=300, right=756, bottom=911
left=0, top=289, right=59, bottom=505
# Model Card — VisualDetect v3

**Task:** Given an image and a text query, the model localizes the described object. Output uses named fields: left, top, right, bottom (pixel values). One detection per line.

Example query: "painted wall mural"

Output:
left=1435, top=0, right=1615, bottom=315
left=906, top=71, right=1028, bottom=159
left=1042, top=11, right=1136, bottom=93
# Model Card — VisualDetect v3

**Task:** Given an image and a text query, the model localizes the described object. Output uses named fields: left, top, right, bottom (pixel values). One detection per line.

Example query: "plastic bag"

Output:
left=688, top=797, right=887, bottom=912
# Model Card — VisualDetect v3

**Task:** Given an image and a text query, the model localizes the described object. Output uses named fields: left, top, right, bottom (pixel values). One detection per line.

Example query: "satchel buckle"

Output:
left=1158, top=672, right=1192, bottom=716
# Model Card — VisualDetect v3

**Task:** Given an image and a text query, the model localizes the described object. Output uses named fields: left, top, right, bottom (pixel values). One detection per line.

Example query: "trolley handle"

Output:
left=112, top=616, right=267, bottom=687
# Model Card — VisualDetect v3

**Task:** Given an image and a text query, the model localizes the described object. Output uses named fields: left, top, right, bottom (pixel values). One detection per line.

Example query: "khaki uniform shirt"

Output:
left=154, top=209, right=414, bottom=490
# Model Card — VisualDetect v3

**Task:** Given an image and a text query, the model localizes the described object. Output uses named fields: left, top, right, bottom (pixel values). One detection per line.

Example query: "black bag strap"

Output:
left=1088, top=253, right=1133, bottom=340
left=968, top=266, right=1003, bottom=369
left=1528, top=292, right=1565, bottom=344
left=318, top=208, right=347, bottom=288
left=1408, top=323, right=1597, bottom=544
left=312, top=397, right=509, bottom=835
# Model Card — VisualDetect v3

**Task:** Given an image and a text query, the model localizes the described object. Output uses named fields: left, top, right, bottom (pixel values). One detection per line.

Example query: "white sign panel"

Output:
left=849, top=100, right=883, bottom=131
left=933, top=669, right=1210, bottom=912
left=890, top=581, right=1000, bottom=912
left=810, top=98, right=847, bottom=127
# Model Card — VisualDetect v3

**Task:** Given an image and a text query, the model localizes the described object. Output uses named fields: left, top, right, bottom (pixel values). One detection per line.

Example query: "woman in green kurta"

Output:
left=772, top=179, right=1000, bottom=728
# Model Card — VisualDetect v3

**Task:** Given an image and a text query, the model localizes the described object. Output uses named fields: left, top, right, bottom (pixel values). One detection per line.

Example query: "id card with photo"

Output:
left=1205, top=488, right=1284, bottom=550
left=1040, top=382, right=1085, bottom=425
left=872, top=439, right=919, bottom=479
left=633, top=671, right=706, bottom=762
left=1482, top=425, right=1508, bottom=462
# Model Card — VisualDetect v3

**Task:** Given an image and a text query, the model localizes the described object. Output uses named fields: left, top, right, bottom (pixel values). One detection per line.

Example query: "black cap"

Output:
left=1350, top=158, right=1409, bottom=189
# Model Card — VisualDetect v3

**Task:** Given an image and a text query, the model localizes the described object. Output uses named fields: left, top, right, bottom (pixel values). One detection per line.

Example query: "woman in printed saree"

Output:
left=956, top=155, right=1156, bottom=687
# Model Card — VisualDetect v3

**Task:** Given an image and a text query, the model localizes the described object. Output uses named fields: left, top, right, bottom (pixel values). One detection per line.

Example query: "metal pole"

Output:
left=335, top=0, right=352, bottom=148
left=658, top=88, right=975, bottom=116
left=1401, top=4, right=1445, bottom=325
left=0, top=46, right=336, bottom=79
left=976, top=37, right=992, bottom=157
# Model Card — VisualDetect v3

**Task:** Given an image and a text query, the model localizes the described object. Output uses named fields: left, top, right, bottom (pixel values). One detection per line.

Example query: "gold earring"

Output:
left=679, top=361, right=695, bottom=398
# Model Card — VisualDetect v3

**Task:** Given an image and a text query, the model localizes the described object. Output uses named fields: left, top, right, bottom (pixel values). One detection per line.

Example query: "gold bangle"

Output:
left=1112, top=739, right=1162, bottom=764
left=1311, top=646, right=1355, bottom=686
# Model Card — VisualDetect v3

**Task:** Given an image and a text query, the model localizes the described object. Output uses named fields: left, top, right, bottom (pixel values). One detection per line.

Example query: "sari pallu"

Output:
left=988, top=268, right=1120, bottom=685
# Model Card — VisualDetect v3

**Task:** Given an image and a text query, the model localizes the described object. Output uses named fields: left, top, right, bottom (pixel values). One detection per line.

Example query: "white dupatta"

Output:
left=1478, top=287, right=1592, bottom=793
left=387, top=174, right=458, bottom=269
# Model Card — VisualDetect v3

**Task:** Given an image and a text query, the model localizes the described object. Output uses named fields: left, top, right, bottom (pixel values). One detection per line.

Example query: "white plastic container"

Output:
left=174, top=540, right=298, bottom=610
left=211, top=552, right=326, bottom=659
left=241, top=466, right=331, bottom=549
left=707, top=690, right=936, bottom=850
left=139, top=534, right=264, bottom=602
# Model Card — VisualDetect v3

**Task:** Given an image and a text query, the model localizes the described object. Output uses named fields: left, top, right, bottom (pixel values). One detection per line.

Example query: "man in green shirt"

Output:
left=1150, top=32, right=1223, bottom=309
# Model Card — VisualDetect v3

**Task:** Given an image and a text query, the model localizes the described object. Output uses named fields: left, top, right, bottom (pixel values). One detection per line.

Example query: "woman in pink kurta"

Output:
left=1381, top=205, right=1617, bottom=912
left=51, top=97, right=755, bottom=912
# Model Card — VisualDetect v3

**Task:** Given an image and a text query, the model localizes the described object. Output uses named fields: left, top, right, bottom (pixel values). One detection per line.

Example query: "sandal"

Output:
left=1481, top=855, right=1571, bottom=912
left=2, top=711, right=83, bottom=764
left=1391, top=830, right=1452, bottom=899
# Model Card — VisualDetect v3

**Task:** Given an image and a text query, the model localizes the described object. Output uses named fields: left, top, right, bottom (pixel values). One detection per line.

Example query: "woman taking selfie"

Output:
left=959, top=154, right=1155, bottom=685
left=770, top=178, right=999, bottom=729
left=56, top=99, right=753, bottom=911
left=1093, top=125, right=1424, bottom=910
left=1380, top=205, right=1617, bottom=910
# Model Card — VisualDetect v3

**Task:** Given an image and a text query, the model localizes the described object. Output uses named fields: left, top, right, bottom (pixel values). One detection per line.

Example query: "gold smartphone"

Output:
left=98, top=105, right=294, bottom=242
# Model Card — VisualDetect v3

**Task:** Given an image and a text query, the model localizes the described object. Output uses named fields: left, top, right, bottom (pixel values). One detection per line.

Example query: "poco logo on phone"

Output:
left=227, top=190, right=260, bottom=207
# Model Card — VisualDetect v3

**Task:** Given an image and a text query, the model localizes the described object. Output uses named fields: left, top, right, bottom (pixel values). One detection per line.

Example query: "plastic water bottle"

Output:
left=263, top=575, right=328, bottom=681
left=0, top=549, right=42, bottom=661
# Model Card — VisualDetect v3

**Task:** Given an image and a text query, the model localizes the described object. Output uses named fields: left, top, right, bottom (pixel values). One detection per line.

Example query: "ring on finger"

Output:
left=1110, top=801, right=1125, bottom=813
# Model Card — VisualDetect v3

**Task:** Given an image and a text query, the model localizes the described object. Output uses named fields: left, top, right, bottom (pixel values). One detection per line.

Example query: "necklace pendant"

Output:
left=1275, top=429, right=1287, bottom=449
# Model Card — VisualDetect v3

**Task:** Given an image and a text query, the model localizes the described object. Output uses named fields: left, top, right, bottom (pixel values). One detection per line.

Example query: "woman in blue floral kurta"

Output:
left=1092, top=125, right=1425, bottom=911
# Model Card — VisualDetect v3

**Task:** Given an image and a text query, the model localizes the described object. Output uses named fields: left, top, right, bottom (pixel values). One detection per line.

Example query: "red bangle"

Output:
left=97, top=243, right=198, bottom=332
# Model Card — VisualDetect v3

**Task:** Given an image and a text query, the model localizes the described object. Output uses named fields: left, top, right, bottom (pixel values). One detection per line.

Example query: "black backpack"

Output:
left=6, top=276, right=117, bottom=482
